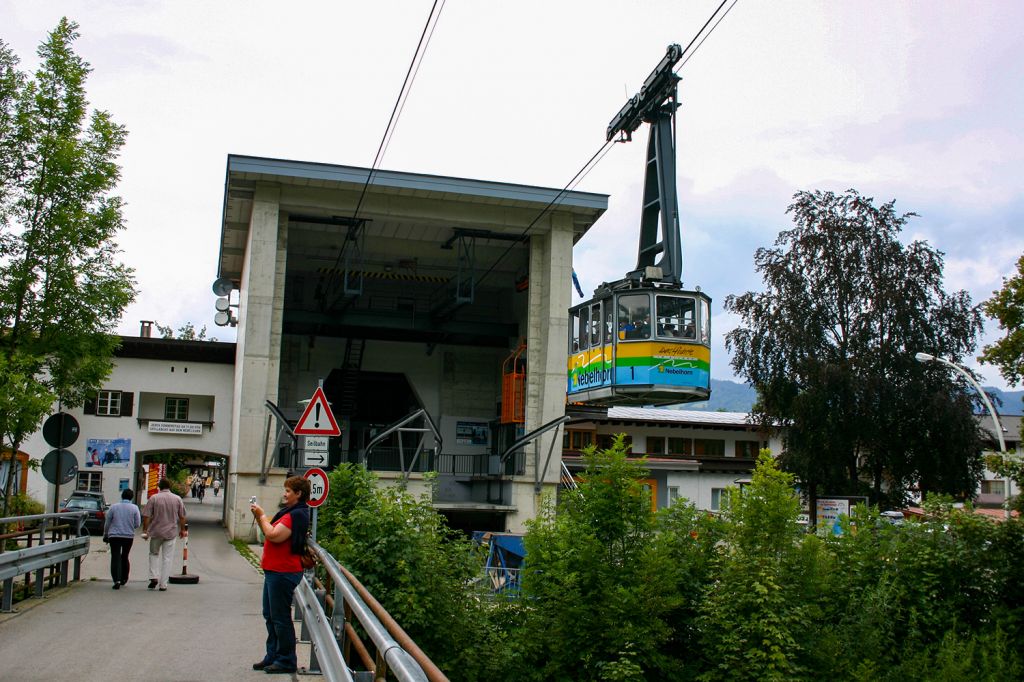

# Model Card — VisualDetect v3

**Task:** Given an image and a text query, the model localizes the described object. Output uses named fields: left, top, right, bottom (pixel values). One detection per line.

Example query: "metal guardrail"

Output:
left=0, top=511, right=89, bottom=612
left=297, top=540, right=447, bottom=682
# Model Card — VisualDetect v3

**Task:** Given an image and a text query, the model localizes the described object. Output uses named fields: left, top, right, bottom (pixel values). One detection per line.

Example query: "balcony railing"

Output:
left=364, top=447, right=435, bottom=473
left=365, top=450, right=526, bottom=477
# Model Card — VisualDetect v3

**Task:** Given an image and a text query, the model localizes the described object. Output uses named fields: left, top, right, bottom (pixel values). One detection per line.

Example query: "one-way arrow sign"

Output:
left=303, top=435, right=329, bottom=467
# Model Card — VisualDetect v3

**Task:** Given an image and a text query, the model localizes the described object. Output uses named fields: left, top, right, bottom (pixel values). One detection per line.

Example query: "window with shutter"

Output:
left=96, top=391, right=122, bottom=417
left=120, top=391, right=134, bottom=417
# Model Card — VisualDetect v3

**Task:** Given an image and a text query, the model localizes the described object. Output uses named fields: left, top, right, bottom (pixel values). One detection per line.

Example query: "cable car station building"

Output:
left=219, top=155, right=607, bottom=537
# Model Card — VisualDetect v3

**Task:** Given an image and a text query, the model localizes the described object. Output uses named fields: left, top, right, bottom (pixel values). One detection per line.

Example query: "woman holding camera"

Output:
left=249, top=476, right=311, bottom=675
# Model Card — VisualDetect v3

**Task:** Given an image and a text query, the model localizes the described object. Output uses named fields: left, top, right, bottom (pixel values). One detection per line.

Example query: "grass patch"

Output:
left=231, top=538, right=263, bottom=573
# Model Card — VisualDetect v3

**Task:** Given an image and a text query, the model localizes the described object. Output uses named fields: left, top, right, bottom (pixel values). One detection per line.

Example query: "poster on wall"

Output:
left=815, top=496, right=867, bottom=535
left=816, top=498, right=849, bottom=535
left=455, top=421, right=489, bottom=446
left=86, top=438, right=131, bottom=468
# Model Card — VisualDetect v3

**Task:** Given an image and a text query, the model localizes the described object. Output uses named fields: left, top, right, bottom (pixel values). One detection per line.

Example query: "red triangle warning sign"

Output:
left=293, top=386, right=341, bottom=436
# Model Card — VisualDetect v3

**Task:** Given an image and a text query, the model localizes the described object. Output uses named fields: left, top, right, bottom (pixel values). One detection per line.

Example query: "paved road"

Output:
left=0, top=495, right=297, bottom=681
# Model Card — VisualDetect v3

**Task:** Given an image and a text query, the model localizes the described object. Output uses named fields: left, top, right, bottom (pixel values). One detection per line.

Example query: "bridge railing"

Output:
left=297, top=539, right=448, bottom=682
left=0, top=511, right=89, bottom=612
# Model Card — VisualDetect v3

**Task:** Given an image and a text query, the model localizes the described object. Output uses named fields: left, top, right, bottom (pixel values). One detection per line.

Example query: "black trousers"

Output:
left=108, top=537, right=134, bottom=584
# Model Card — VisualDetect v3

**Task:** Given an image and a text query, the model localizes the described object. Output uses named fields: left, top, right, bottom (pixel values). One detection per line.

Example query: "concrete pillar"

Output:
left=227, top=184, right=288, bottom=538
left=506, top=212, right=573, bottom=532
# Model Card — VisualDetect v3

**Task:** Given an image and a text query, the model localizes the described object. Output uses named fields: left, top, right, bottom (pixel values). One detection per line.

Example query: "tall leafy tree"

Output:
left=516, top=437, right=723, bottom=681
left=980, top=253, right=1024, bottom=389
left=978, top=254, right=1024, bottom=502
left=0, top=19, right=135, bottom=511
left=697, top=453, right=809, bottom=681
left=725, top=190, right=983, bottom=510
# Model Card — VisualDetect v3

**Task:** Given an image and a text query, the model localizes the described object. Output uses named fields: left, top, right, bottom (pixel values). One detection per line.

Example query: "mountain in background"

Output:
left=664, top=381, right=1023, bottom=416
left=987, top=387, right=1024, bottom=415
left=671, top=379, right=757, bottom=413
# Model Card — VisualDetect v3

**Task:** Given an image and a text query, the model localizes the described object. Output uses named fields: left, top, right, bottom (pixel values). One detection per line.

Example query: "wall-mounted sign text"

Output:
left=148, top=421, right=203, bottom=435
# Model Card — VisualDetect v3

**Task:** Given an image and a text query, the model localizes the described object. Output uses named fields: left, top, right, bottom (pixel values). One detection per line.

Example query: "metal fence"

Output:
left=297, top=539, right=447, bottom=682
left=432, top=452, right=526, bottom=477
left=364, top=447, right=435, bottom=473
left=0, top=511, right=89, bottom=612
left=366, top=450, right=526, bottom=477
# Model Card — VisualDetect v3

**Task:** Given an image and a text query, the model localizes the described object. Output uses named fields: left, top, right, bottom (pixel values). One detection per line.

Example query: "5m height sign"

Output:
left=304, top=467, right=329, bottom=508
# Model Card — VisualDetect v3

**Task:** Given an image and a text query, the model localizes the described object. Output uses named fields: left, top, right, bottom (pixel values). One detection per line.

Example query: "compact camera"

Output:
left=249, top=496, right=257, bottom=504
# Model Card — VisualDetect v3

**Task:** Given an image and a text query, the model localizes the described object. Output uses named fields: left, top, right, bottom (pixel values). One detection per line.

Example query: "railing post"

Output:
left=58, top=555, right=69, bottom=587
left=2, top=577, right=12, bottom=612
left=306, top=586, right=327, bottom=674
left=340, top=594, right=352, bottom=664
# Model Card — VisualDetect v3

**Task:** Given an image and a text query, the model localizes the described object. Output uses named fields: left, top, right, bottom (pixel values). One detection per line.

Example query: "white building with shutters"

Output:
left=17, top=331, right=235, bottom=509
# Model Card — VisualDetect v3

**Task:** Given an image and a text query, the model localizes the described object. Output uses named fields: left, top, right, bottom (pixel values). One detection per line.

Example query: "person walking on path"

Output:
left=103, top=487, right=141, bottom=589
left=249, top=476, right=311, bottom=675
left=141, top=478, right=186, bottom=591
left=213, top=478, right=221, bottom=497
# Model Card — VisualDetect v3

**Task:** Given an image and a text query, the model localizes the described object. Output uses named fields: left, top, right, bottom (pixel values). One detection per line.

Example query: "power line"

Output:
left=677, top=0, right=739, bottom=72
left=473, top=0, right=739, bottom=290
left=381, top=1, right=446, bottom=163
left=320, top=0, right=446, bottom=310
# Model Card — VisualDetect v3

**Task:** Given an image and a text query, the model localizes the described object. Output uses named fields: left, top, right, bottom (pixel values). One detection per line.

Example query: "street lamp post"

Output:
left=914, top=352, right=1010, bottom=519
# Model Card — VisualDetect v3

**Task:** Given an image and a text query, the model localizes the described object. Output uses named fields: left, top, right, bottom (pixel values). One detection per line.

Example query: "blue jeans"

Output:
left=262, top=570, right=303, bottom=669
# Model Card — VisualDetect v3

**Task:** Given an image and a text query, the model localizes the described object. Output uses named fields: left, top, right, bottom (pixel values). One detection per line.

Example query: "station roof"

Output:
left=116, top=336, right=236, bottom=364
left=218, top=155, right=609, bottom=283
left=978, top=413, right=1021, bottom=447
left=606, top=407, right=754, bottom=426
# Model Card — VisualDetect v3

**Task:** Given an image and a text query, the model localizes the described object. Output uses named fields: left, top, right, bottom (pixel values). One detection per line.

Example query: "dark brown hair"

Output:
left=285, top=475, right=311, bottom=503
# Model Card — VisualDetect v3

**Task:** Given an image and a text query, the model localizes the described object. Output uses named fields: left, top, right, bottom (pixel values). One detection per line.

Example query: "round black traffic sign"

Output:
left=43, top=412, right=80, bottom=448
left=41, top=449, right=78, bottom=485
left=303, top=467, right=330, bottom=508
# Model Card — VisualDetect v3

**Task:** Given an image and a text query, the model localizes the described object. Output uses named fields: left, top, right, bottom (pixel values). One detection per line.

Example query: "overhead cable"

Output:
left=474, top=0, right=739, bottom=290
left=320, top=0, right=446, bottom=310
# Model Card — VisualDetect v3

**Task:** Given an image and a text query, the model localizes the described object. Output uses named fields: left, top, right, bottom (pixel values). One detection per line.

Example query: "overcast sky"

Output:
left=3, top=1, right=1021, bottom=392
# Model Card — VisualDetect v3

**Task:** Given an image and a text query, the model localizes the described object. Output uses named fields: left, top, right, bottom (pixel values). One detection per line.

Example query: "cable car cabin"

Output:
left=567, top=287, right=711, bottom=406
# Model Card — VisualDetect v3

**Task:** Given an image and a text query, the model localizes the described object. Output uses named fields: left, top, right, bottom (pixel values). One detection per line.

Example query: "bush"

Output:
left=2, top=493, right=46, bottom=548
left=8, top=492, right=44, bottom=517
left=307, top=455, right=1024, bottom=680
left=317, top=465, right=498, bottom=680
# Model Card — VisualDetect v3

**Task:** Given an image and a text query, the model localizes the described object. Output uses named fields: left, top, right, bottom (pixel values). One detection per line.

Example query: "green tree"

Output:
left=0, top=19, right=135, bottom=512
left=697, top=453, right=808, bottom=681
left=316, top=464, right=499, bottom=681
left=154, top=320, right=216, bottom=341
left=515, top=436, right=721, bottom=681
left=980, top=254, right=1024, bottom=389
left=725, top=190, right=983, bottom=511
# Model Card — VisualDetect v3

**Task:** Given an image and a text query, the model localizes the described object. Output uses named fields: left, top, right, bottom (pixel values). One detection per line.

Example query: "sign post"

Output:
left=43, top=412, right=80, bottom=513
left=303, top=467, right=330, bottom=546
left=294, top=386, right=340, bottom=477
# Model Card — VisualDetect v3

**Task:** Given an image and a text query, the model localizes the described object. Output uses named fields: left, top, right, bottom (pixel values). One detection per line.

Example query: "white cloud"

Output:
left=3, top=0, right=1021, bottom=387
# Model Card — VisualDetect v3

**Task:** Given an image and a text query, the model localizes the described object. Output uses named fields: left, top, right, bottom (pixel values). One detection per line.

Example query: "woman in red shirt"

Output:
left=249, top=476, right=311, bottom=674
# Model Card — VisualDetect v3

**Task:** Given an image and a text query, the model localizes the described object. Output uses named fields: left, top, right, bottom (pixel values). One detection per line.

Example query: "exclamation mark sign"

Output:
left=314, top=403, right=321, bottom=428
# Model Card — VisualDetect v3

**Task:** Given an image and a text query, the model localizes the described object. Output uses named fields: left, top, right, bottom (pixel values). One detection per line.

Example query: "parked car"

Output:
left=59, top=490, right=106, bottom=508
left=880, top=510, right=906, bottom=526
left=60, top=491, right=108, bottom=535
